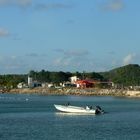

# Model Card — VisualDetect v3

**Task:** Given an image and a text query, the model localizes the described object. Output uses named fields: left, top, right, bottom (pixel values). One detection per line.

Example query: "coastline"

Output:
left=5, top=87, right=140, bottom=98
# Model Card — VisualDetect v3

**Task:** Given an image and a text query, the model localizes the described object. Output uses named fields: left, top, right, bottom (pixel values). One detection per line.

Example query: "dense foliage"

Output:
left=100, top=64, right=140, bottom=86
left=0, top=75, right=27, bottom=88
left=29, top=70, right=72, bottom=83
left=29, top=70, right=104, bottom=84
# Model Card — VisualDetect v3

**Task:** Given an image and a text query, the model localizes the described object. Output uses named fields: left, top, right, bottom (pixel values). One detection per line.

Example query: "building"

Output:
left=70, top=76, right=79, bottom=84
left=62, top=82, right=76, bottom=88
left=75, top=80, right=94, bottom=88
left=28, top=76, right=34, bottom=88
left=28, top=76, right=41, bottom=88
left=17, top=82, right=27, bottom=89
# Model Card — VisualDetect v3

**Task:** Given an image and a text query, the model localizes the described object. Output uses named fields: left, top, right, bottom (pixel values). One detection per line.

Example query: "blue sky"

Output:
left=0, top=0, right=140, bottom=74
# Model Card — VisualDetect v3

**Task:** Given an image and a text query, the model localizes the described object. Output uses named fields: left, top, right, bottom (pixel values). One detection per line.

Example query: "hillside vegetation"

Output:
left=100, top=64, right=140, bottom=86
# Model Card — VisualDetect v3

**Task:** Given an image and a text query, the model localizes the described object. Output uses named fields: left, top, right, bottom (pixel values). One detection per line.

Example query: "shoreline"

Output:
left=3, top=87, right=140, bottom=98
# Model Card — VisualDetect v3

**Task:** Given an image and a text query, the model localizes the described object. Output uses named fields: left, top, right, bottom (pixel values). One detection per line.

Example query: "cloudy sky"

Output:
left=0, top=0, right=140, bottom=74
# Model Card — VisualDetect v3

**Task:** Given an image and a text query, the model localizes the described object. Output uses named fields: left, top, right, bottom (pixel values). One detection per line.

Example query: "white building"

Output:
left=28, top=76, right=34, bottom=88
left=48, top=83, right=54, bottom=88
left=28, top=76, right=42, bottom=88
left=70, top=76, right=79, bottom=84
left=17, top=82, right=27, bottom=89
left=28, top=76, right=32, bottom=84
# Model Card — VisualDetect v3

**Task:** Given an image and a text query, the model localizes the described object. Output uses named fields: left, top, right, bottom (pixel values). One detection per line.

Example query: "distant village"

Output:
left=15, top=74, right=140, bottom=94
left=17, top=75, right=113, bottom=89
left=1, top=64, right=139, bottom=96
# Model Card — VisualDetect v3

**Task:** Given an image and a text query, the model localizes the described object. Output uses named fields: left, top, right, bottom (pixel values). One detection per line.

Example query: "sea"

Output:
left=0, top=93, right=140, bottom=140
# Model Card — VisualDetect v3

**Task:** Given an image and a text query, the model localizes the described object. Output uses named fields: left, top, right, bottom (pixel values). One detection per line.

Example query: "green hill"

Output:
left=100, top=64, right=140, bottom=86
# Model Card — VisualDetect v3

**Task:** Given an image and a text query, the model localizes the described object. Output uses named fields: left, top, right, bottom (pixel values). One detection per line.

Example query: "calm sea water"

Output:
left=0, top=93, right=140, bottom=140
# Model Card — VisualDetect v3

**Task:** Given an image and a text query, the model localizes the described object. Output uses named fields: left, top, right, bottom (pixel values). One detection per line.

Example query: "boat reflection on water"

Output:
left=55, top=112, right=96, bottom=117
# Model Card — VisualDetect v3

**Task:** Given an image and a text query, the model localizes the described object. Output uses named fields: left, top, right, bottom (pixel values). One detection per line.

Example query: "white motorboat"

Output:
left=54, top=104, right=104, bottom=114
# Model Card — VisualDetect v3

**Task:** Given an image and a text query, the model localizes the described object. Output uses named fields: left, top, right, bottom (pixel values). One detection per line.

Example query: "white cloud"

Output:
left=0, top=54, right=49, bottom=74
left=0, top=28, right=9, bottom=37
left=102, top=0, right=124, bottom=12
left=53, top=49, right=91, bottom=69
left=53, top=57, right=72, bottom=67
left=0, top=56, right=4, bottom=61
left=64, top=50, right=89, bottom=57
left=11, top=55, right=17, bottom=59
left=16, top=0, right=32, bottom=7
left=0, top=0, right=9, bottom=5
left=35, top=3, right=72, bottom=11
left=0, top=0, right=32, bottom=7
left=0, top=56, right=32, bottom=74
left=26, top=53, right=47, bottom=58
left=55, top=49, right=89, bottom=57
left=123, top=53, right=135, bottom=65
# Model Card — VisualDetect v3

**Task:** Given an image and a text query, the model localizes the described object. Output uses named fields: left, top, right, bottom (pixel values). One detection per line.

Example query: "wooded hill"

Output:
left=100, top=64, right=140, bottom=86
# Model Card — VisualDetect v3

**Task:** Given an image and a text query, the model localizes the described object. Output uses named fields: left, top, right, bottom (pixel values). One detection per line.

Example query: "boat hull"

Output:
left=54, top=104, right=96, bottom=114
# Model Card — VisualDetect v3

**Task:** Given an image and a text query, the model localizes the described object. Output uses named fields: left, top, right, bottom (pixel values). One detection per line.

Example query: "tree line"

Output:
left=0, top=70, right=105, bottom=88
left=29, top=70, right=105, bottom=83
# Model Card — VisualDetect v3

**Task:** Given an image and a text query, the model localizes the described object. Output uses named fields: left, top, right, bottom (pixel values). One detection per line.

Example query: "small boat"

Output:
left=54, top=104, right=104, bottom=114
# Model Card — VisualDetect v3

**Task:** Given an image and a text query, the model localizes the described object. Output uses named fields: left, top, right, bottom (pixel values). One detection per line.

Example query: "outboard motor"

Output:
left=95, top=106, right=104, bottom=114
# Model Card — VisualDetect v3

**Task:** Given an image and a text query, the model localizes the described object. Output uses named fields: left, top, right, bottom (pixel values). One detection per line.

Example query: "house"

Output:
left=62, top=82, right=76, bottom=88
left=28, top=76, right=41, bottom=88
left=70, top=76, right=79, bottom=84
left=48, top=83, right=54, bottom=88
left=75, top=80, right=94, bottom=88
left=28, top=76, right=34, bottom=88
left=17, top=82, right=27, bottom=89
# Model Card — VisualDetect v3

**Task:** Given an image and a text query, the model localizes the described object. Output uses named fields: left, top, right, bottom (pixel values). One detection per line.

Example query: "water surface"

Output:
left=0, top=93, right=140, bottom=140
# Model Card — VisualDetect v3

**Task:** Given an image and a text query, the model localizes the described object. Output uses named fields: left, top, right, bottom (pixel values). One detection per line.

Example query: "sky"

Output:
left=0, top=0, right=140, bottom=74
